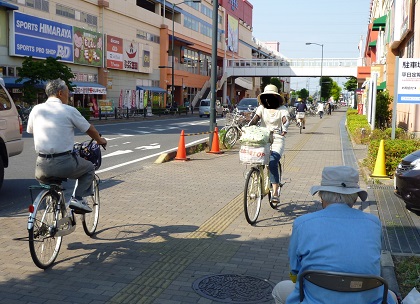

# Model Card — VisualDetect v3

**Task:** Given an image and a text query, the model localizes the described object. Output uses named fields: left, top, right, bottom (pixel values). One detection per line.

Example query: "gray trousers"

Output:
left=35, top=153, right=95, bottom=198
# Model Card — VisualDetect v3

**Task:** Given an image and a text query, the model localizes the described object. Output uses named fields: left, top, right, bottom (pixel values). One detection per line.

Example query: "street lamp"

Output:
left=306, top=42, right=324, bottom=102
left=169, top=0, right=201, bottom=106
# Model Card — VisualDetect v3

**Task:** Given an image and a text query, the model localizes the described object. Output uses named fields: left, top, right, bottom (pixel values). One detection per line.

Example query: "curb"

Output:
left=154, top=140, right=209, bottom=164
left=381, top=251, right=403, bottom=301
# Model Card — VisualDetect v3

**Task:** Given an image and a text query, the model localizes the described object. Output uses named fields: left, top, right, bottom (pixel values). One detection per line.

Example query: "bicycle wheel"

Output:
left=299, top=120, right=302, bottom=134
left=223, top=126, right=240, bottom=148
left=244, top=167, right=262, bottom=225
left=269, top=162, right=282, bottom=209
left=82, top=177, right=100, bottom=236
left=28, top=191, right=63, bottom=269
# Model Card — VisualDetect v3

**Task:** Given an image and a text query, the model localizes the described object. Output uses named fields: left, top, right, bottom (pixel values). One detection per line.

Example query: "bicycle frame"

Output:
left=27, top=184, right=75, bottom=235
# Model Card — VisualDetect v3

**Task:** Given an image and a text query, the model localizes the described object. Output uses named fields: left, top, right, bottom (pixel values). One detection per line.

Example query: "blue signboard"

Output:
left=9, top=11, right=74, bottom=62
left=397, top=58, right=420, bottom=104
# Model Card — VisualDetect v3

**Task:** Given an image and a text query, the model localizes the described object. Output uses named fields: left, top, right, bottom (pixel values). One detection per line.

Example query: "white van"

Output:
left=198, top=99, right=224, bottom=118
left=0, top=78, right=24, bottom=190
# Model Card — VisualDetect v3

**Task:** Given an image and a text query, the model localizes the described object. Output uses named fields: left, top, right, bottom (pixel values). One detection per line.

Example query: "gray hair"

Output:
left=319, top=191, right=359, bottom=207
left=45, top=79, right=68, bottom=97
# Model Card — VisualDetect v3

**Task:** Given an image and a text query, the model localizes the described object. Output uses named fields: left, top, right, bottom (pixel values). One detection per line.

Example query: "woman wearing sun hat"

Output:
left=271, top=166, right=398, bottom=304
left=248, top=84, right=290, bottom=205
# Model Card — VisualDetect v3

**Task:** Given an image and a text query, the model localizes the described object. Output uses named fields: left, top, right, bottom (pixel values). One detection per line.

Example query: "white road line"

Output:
left=96, top=138, right=207, bottom=173
left=102, top=150, right=133, bottom=158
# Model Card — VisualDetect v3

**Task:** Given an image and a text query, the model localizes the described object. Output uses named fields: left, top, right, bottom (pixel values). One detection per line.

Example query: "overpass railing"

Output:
left=226, top=58, right=359, bottom=68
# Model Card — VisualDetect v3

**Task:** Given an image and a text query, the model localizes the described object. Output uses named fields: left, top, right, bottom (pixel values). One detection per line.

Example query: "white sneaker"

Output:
left=69, top=197, right=92, bottom=213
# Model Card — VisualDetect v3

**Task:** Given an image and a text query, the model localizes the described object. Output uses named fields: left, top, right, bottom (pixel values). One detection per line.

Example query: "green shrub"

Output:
left=346, top=109, right=371, bottom=144
left=219, top=128, right=228, bottom=149
left=365, top=139, right=420, bottom=176
left=76, top=107, right=91, bottom=120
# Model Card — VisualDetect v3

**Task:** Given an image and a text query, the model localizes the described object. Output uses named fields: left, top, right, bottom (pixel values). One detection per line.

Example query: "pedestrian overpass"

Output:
left=192, top=58, right=359, bottom=106
left=225, top=58, right=359, bottom=78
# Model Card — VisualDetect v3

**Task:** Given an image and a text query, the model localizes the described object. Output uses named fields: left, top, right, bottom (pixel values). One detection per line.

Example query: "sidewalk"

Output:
left=0, top=108, right=409, bottom=303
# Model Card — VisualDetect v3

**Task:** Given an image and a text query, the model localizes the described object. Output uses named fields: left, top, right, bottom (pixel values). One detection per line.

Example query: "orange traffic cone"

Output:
left=371, top=139, right=388, bottom=178
left=175, top=130, right=189, bottom=161
left=208, top=127, right=224, bottom=154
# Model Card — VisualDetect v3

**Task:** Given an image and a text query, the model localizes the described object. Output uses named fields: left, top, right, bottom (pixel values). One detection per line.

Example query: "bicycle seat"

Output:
left=37, top=176, right=67, bottom=185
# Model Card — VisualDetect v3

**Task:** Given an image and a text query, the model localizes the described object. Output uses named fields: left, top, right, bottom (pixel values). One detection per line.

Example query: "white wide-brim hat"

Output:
left=310, top=166, right=368, bottom=201
left=257, top=84, right=284, bottom=109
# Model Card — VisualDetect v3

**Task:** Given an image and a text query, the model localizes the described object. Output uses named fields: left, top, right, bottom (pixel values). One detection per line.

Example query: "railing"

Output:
left=226, top=58, right=359, bottom=68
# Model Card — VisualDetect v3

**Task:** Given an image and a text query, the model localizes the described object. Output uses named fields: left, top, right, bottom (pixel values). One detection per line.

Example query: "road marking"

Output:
left=96, top=138, right=207, bottom=173
left=102, top=150, right=133, bottom=158
left=135, top=143, right=161, bottom=150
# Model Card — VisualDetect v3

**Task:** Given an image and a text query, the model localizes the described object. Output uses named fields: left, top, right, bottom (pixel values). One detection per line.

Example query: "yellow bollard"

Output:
left=371, top=139, right=388, bottom=178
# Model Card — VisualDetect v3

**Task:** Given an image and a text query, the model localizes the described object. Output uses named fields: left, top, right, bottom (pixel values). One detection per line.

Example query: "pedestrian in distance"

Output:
left=27, top=79, right=107, bottom=213
left=190, top=102, right=194, bottom=115
left=317, top=102, right=324, bottom=119
left=271, top=166, right=398, bottom=304
left=327, top=102, right=332, bottom=115
left=248, top=84, right=290, bottom=205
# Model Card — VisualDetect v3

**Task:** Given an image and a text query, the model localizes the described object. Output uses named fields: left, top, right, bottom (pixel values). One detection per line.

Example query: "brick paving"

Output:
left=0, top=108, right=418, bottom=303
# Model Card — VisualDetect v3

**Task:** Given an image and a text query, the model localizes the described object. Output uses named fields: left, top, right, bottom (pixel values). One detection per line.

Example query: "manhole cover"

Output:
left=192, top=274, right=275, bottom=303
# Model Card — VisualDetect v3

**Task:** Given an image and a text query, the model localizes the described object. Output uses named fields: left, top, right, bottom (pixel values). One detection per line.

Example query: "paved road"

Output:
left=0, top=108, right=418, bottom=303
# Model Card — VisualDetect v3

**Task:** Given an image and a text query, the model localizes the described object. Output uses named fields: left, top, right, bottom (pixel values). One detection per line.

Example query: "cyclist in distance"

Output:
left=248, top=84, right=290, bottom=205
left=296, top=98, right=307, bottom=129
left=27, top=79, right=107, bottom=213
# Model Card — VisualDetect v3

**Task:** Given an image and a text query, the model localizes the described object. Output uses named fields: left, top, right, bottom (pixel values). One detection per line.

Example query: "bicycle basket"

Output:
left=239, top=144, right=270, bottom=165
left=73, top=140, right=102, bottom=170
left=296, top=112, right=305, bottom=119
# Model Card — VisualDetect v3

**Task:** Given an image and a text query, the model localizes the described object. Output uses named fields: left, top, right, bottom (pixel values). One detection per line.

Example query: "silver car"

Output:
left=0, top=78, right=24, bottom=190
left=198, top=99, right=224, bottom=118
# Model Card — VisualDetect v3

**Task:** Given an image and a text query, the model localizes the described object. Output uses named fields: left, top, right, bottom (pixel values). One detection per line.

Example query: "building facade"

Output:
left=358, top=0, right=420, bottom=135
left=0, top=0, right=281, bottom=113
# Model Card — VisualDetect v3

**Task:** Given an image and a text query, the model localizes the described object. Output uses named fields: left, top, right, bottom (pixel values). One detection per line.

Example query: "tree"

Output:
left=344, top=77, right=357, bottom=92
left=261, top=76, right=271, bottom=91
left=16, top=56, right=75, bottom=104
left=270, top=78, right=283, bottom=93
left=375, top=91, right=392, bottom=129
left=320, top=76, right=333, bottom=101
left=330, top=81, right=342, bottom=101
left=298, top=88, right=309, bottom=100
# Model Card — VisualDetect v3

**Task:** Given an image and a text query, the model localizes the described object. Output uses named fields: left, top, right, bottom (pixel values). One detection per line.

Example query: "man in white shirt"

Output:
left=27, top=79, right=107, bottom=213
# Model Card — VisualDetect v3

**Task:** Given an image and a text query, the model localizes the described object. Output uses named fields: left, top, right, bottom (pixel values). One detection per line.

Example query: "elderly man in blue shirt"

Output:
left=272, top=166, right=398, bottom=304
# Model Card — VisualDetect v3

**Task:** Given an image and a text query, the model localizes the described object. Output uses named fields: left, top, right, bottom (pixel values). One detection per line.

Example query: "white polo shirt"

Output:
left=27, top=97, right=91, bottom=154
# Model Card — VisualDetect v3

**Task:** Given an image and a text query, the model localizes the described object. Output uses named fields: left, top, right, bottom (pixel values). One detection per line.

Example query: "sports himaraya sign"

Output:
left=9, top=11, right=74, bottom=62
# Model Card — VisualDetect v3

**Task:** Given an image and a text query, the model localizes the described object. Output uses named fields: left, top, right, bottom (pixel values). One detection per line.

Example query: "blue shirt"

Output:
left=286, top=203, right=395, bottom=304
left=296, top=103, right=307, bottom=112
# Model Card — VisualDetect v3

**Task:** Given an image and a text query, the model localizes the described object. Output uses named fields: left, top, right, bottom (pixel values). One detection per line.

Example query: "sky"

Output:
left=251, top=0, right=371, bottom=91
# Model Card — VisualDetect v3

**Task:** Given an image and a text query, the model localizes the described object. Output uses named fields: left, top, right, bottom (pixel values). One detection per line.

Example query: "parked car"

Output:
left=394, top=149, right=420, bottom=214
left=235, top=97, right=258, bottom=114
left=198, top=99, right=224, bottom=118
left=0, top=78, right=24, bottom=190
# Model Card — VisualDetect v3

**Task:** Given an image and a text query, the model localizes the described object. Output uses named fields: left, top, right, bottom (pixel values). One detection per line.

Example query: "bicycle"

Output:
left=288, top=107, right=297, bottom=125
left=240, top=129, right=285, bottom=225
left=296, top=112, right=305, bottom=134
left=222, top=108, right=254, bottom=148
left=27, top=138, right=104, bottom=269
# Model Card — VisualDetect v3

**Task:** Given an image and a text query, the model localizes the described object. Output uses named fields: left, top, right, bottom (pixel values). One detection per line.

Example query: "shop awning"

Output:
left=2, top=77, right=45, bottom=88
left=169, top=35, right=194, bottom=46
left=71, top=82, right=107, bottom=95
left=369, top=40, right=377, bottom=47
left=377, top=81, right=386, bottom=90
left=136, top=86, right=166, bottom=93
left=372, top=15, right=386, bottom=31
left=0, top=0, right=19, bottom=10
